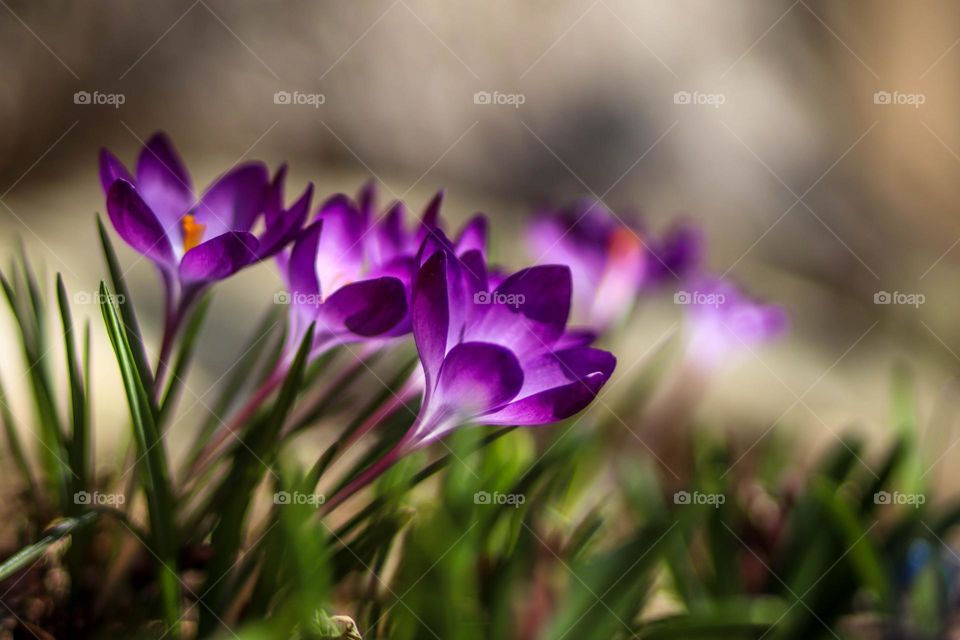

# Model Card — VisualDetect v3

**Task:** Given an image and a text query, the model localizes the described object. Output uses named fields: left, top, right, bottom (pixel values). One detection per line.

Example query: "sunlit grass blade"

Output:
left=0, top=268, right=69, bottom=506
left=96, top=214, right=156, bottom=401
left=199, top=324, right=314, bottom=636
left=99, top=281, right=180, bottom=635
left=56, top=275, right=88, bottom=502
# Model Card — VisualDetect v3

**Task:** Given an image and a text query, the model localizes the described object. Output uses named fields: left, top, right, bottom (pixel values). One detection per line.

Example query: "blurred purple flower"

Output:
left=527, top=199, right=700, bottom=329
left=99, top=132, right=312, bottom=306
left=403, top=237, right=616, bottom=448
left=679, top=277, right=787, bottom=367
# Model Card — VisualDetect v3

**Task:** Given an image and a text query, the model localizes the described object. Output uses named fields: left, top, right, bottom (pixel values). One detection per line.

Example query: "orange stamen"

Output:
left=181, top=214, right=206, bottom=253
left=608, top=227, right=643, bottom=262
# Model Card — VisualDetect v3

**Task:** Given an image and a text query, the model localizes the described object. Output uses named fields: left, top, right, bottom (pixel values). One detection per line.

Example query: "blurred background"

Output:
left=2, top=0, right=960, bottom=489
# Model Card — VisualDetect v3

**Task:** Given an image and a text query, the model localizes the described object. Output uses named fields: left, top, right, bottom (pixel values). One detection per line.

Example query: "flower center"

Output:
left=607, top=226, right=642, bottom=261
left=181, top=214, right=206, bottom=253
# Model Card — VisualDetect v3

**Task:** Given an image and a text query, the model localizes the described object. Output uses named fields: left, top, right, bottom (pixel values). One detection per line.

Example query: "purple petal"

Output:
left=483, top=347, right=615, bottom=425
left=414, top=191, right=444, bottom=246
left=287, top=220, right=322, bottom=301
left=196, top=162, right=269, bottom=236
left=412, top=250, right=452, bottom=392
left=179, top=231, right=259, bottom=283
left=646, top=222, right=702, bottom=284
left=455, top=214, right=487, bottom=255
left=136, top=132, right=194, bottom=229
left=357, top=179, right=377, bottom=218
left=467, top=264, right=572, bottom=356
left=313, top=194, right=367, bottom=291
left=371, top=201, right=407, bottom=266
left=99, top=149, right=133, bottom=193
left=318, top=277, right=407, bottom=337
left=106, top=180, right=175, bottom=266
left=257, top=182, right=312, bottom=259
left=553, top=329, right=598, bottom=349
left=264, top=164, right=288, bottom=228
left=431, top=341, right=523, bottom=423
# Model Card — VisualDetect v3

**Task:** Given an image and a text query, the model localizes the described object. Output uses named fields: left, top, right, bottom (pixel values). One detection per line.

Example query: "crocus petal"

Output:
left=179, top=231, right=259, bottom=283
left=482, top=347, right=615, bottom=426
left=99, top=149, right=133, bottom=193
left=318, top=277, right=407, bottom=337
left=553, top=328, right=598, bottom=349
left=455, top=214, right=487, bottom=255
left=136, top=132, right=194, bottom=229
left=422, top=341, right=523, bottom=439
left=287, top=220, right=322, bottom=302
left=196, top=162, right=269, bottom=236
left=645, top=222, right=702, bottom=284
left=264, top=164, right=288, bottom=228
left=412, top=250, right=452, bottom=393
left=106, top=180, right=176, bottom=266
left=257, top=183, right=312, bottom=259
left=313, top=194, right=366, bottom=291
left=467, top=265, right=572, bottom=356
left=414, top=191, right=444, bottom=247
left=371, top=201, right=407, bottom=266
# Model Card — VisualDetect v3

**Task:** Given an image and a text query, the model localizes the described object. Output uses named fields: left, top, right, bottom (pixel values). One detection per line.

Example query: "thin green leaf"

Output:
left=0, top=511, right=99, bottom=582
left=56, top=274, right=88, bottom=500
left=99, top=281, right=180, bottom=635
left=96, top=214, right=156, bottom=400
left=199, top=324, right=315, bottom=635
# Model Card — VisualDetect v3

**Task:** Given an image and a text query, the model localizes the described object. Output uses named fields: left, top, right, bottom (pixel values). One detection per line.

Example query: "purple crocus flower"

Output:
left=405, top=236, right=616, bottom=448
left=282, top=185, right=489, bottom=357
left=678, top=276, right=787, bottom=368
left=99, top=133, right=312, bottom=382
left=528, top=200, right=701, bottom=330
left=99, top=133, right=312, bottom=308
left=322, top=237, right=615, bottom=511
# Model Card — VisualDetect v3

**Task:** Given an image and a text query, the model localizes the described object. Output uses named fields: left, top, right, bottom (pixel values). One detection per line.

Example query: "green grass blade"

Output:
left=99, top=281, right=180, bottom=635
left=0, top=269, right=69, bottom=505
left=199, top=324, right=315, bottom=635
left=56, top=275, right=88, bottom=502
left=96, top=214, right=156, bottom=401
left=0, top=511, right=99, bottom=582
